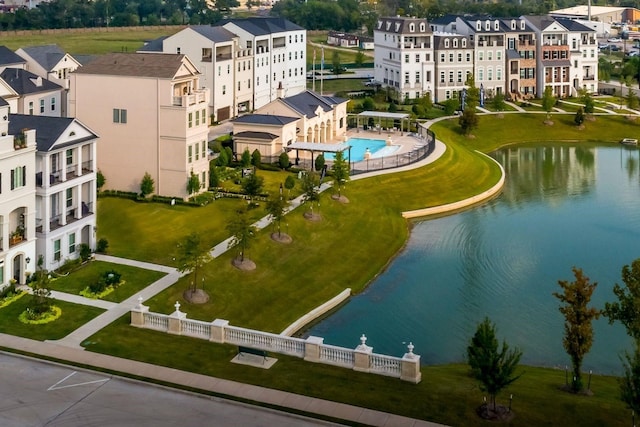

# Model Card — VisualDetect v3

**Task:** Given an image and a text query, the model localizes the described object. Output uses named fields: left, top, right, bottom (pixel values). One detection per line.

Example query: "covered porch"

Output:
left=355, top=111, right=410, bottom=135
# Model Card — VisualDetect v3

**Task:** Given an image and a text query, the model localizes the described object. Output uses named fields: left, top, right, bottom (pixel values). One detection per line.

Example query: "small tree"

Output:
left=241, top=170, right=264, bottom=205
left=626, top=86, right=639, bottom=110
left=579, top=88, right=595, bottom=115
left=224, top=146, right=234, bottom=164
left=467, top=317, right=522, bottom=413
left=574, top=107, right=585, bottom=127
left=542, top=86, right=555, bottom=121
left=459, top=107, right=479, bottom=136
left=354, top=48, right=365, bottom=67
left=553, top=267, right=600, bottom=392
left=620, top=343, right=640, bottom=414
left=284, top=174, right=295, bottom=198
left=387, top=101, right=398, bottom=113
left=226, top=208, right=256, bottom=262
left=96, top=170, right=106, bottom=191
left=604, top=259, right=640, bottom=341
left=278, top=152, right=290, bottom=169
left=187, top=172, right=200, bottom=195
left=29, top=255, right=52, bottom=316
left=79, top=243, right=91, bottom=262
left=443, top=98, right=458, bottom=115
left=251, top=149, right=262, bottom=167
left=301, top=171, right=320, bottom=207
left=96, top=238, right=109, bottom=254
left=331, top=150, right=350, bottom=198
left=176, top=232, right=212, bottom=301
left=140, top=172, right=154, bottom=197
left=216, top=149, right=229, bottom=167
left=362, top=97, right=375, bottom=111
left=491, top=92, right=506, bottom=113
left=332, top=50, right=341, bottom=75
left=209, top=165, right=219, bottom=188
left=314, top=154, right=325, bottom=172
left=265, top=193, right=288, bottom=237
left=241, top=149, right=251, bottom=167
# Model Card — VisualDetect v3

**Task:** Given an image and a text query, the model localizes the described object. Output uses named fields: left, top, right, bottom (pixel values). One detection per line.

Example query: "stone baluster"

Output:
left=353, top=334, right=372, bottom=372
left=400, top=342, right=422, bottom=383
left=130, top=296, right=149, bottom=327
left=304, top=336, right=324, bottom=362
left=167, top=301, right=186, bottom=335
left=210, top=319, right=229, bottom=343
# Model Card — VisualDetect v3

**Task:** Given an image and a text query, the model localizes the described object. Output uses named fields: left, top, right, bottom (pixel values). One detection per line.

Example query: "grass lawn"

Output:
left=0, top=27, right=180, bottom=55
left=86, top=315, right=628, bottom=426
left=48, top=261, right=166, bottom=303
left=0, top=298, right=104, bottom=341
left=216, top=168, right=305, bottom=199
left=306, top=77, right=372, bottom=94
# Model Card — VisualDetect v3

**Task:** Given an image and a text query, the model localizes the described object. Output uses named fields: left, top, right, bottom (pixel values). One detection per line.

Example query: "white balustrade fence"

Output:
left=130, top=304, right=421, bottom=383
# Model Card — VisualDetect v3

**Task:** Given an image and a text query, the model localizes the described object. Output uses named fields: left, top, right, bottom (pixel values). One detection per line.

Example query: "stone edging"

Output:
left=401, top=151, right=506, bottom=219
left=280, top=288, right=351, bottom=337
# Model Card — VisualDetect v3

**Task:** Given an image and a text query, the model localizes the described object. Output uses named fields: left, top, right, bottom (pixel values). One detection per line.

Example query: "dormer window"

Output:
left=420, top=23, right=425, bottom=32
left=453, top=38, right=458, bottom=48
left=462, top=38, right=467, bottom=48
left=386, top=22, right=391, bottom=30
left=511, top=20, right=516, bottom=30
left=485, top=20, right=490, bottom=31
left=494, top=20, right=499, bottom=30
left=395, top=23, right=400, bottom=32
left=444, top=38, right=449, bottom=48
left=377, top=21, right=382, bottom=29
left=521, top=20, right=526, bottom=30
left=476, top=21, right=481, bottom=31
left=409, top=23, right=415, bottom=32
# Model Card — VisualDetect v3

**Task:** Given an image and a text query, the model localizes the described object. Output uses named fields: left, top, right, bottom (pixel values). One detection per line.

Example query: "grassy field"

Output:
left=48, top=261, right=166, bottom=303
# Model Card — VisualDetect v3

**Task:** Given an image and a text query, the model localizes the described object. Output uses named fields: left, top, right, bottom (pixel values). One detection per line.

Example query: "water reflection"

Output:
left=307, top=145, right=638, bottom=374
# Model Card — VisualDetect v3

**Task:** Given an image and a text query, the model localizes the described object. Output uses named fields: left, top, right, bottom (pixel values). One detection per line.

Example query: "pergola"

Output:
left=356, top=111, right=410, bottom=135
left=286, top=141, right=352, bottom=170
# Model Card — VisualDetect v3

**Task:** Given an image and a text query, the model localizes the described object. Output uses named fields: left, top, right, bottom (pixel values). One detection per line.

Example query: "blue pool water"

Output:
left=326, top=138, right=398, bottom=162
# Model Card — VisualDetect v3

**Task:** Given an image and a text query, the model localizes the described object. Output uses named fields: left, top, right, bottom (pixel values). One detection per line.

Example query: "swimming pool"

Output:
left=325, top=137, right=400, bottom=162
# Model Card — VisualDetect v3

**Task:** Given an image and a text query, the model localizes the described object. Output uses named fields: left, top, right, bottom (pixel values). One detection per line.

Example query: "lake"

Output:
left=306, top=145, right=640, bottom=375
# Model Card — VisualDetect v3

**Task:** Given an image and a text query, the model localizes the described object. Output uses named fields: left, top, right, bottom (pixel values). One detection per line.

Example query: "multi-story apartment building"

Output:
left=0, top=99, right=36, bottom=287
left=9, top=114, right=97, bottom=272
left=0, top=68, right=64, bottom=117
left=222, top=17, right=307, bottom=110
left=433, top=32, right=474, bottom=102
left=69, top=53, right=210, bottom=200
left=524, top=16, right=598, bottom=97
left=374, top=16, right=435, bottom=101
left=501, top=18, right=537, bottom=99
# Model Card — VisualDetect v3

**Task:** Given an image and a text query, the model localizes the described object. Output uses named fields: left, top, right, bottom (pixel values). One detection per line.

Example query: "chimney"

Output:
left=277, top=81, right=284, bottom=99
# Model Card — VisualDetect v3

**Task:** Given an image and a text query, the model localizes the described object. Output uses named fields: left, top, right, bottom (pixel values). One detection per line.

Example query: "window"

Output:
left=113, top=109, right=127, bottom=124
left=40, top=99, right=45, bottom=113
left=54, top=239, right=61, bottom=261
left=478, top=51, right=483, bottom=61
left=10, top=166, right=25, bottom=190
left=188, top=112, right=193, bottom=128
left=449, top=53, right=453, bottom=62
left=51, top=97, right=56, bottom=111
left=444, top=39, right=449, bottom=48
left=453, top=39, right=458, bottom=48
left=458, top=53, right=462, bottom=62
left=66, top=187, right=73, bottom=208
left=415, top=54, right=420, bottom=63
left=218, top=66, right=221, bottom=76
left=29, top=102, right=34, bottom=115
left=202, top=109, right=206, bottom=124
left=195, top=110, right=200, bottom=126
left=426, top=53, right=430, bottom=61
left=497, top=50, right=502, bottom=60
left=404, top=72, right=410, bottom=84
left=202, top=171, right=206, bottom=188
left=462, top=39, right=467, bottom=48
left=582, top=50, right=587, bottom=58
left=466, top=53, right=471, bottom=62
left=202, top=48, right=212, bottom=62
left=415, top=72, right=420, bottom=83
left=457, top=71, right=462, bottom=83
left=188, top=145, right=193, bottom=163
left=440, top=71, right=445, bottom=83
left=202, top=141, right=206, bottom=159
left=66, top=149, right=73, bottom=166
left=409, top=23, right=414, bottom=32
left=488, top=68, right=493, bottom=81
left=449, top=71, right=454, bottom=83
left=0, top=265, right=3, bottom=284
left=176, top=47, right=181, bottom=54
left=195, top=142, right=200, bottom=161
left=69, top=233, right=76, bottom=253
left=405, top=54, right=409, bottom=63
left=440, top=53, right=445, bottom=62
left=478, top=68, right=484, bottom=80
left=497, top=67, right=502, bottom=80
left=487, top=51, right=493, bottom=61
left=426, top=71, right=431, bottom=82
left=227, top=64, right=230, bottom=74
left=222, top=85, right=226, bottom=95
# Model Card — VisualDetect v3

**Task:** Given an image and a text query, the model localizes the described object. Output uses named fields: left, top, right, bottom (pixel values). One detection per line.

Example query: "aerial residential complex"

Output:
left=376, top=15, right=599, bottom=102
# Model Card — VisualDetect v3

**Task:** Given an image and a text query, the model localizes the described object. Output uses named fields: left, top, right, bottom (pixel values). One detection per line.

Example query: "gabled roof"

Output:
left=0, top=68, right=62, bottom=95
left=0, top=46, right=26, bottom=67
left=234, top=131, right=278, bottom=140
left=555, top=17, right=595, bottom=32
left=457, top=15, right=508, bottom=33
left=221, top=17, right=304, bottom=36
left=430, top=14, right=458, bottom=26
left=19, top=45, right=66, bottom=71
left=138, top=36, right=168, bottom=52
left=8, top=113, right=97, bottom=152
left=376, top=16, right=432, bottom=35
left=74, top=53, right=196, bottom=78
left=191, top=25, right=237, bottom=42
left=233, top=114, right=298, bottom=125
left=279, top=91, right=347, bottom=119
left=523, top=15, right=561, bottom=32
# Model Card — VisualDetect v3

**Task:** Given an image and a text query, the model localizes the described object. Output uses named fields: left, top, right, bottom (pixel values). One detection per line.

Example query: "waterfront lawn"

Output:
left=217, top=169, right=304, bottom=199
left=0, top=299, right=104, bottom=341
left=86, top=315, right=628, bottom=427
left=97, top=196, right=266, bottom=266
left=49, top=261, right=165, bottom=303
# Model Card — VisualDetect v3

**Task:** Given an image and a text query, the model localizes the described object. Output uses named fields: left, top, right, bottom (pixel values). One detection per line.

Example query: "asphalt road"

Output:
left=0, top=352, right=343, bottom=427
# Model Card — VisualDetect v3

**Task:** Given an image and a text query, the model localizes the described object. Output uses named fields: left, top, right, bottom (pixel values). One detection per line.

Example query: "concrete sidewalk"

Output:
left=0, top=333, right=445, bottom=427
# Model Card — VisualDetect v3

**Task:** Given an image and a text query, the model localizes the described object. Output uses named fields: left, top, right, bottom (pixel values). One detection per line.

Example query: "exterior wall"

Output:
left=235, top=47, right=254, bottom=114
left=20, top=90, right=62, bottom=117
left=433, top=34, right=474, bottom=102
left=505, top=30, right=537, bottom=98
left=575, top=31, right=598, bottom=94
left=69, top=69, right=210, bottom=199
left=0, top=115, right=37, bottom=286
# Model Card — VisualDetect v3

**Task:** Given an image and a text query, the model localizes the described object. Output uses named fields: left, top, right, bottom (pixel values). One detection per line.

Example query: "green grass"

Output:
left=0, top=27, right=180, bottom=55
left=0, top=298, right=104, bottom=341
left=306, top=77, right=371, bottom=94
left=86, top=315, right=628, bottom=427
left=48, top=261, right=166, bottom=303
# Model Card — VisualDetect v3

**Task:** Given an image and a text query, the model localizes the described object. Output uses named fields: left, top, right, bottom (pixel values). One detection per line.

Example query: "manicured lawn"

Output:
left=217, top=168, right=305, bottom=199
left=49, top=261, right=166, bottom=303
left=86, top=315, right=628, bottom=427
left=0, top=298, right=104, bottom=341
left=306, top=77, right=372, bottom=94
left=0, top=27, right=180, bottom=55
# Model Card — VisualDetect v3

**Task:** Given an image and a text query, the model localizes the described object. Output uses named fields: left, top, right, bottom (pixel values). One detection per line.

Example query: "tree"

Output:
left=574, top=107, right=585, bottom=127
left=443, top=98, right=458, bottom=115
left=96, top=170, right=106, bottom=191
left=176, top=232, right=212, bottom=302
left=553, top=267, right=600, bottom=392
left=226, top=208, right=256, bottom=262
left=241, top=148, right=251, bottom=167
left=387, top=101, right=398, bottom=113
left=278, top=152, right=290, bottom=169
left=187, top=172, right=200, bottom=195
left=140, top=172, right=154, bottom=197
left=314, top=153, right=325, bottom=172
left=626, top=84, right=639, bottom=110
left=251, top=149, right=261, bottom=167
left=209, top=165, right=219, bottom=188
left=620, top=343, right=640, bottom=414
left=459, top=107, right=479, bottom=136
left=362, top=97, right=375, bottom=111
left=542, top=86, right=555, bottom=121
left=241, top=170, right=264, bottom=206
left=265, top=192, right=288, bottom=237
left=579, top=88, right=595, bottom=115
left=29, top=255, right=52, bottom=317
left=491, top=92, right=506, bottom=112
left=331, top=150, right=350, bottom=198
left=467, top=317, right=522, bottom=413
left=604, top=259, right=640, bottom=341
left=354, top=48, right=365, bottom=67
left=301, top=171, right=320, bottom=206
left=284, top=174, right=295, bottom=198
left=332, top=50, right=342, bottom=75
left=216, top=149, right=229, bottom=167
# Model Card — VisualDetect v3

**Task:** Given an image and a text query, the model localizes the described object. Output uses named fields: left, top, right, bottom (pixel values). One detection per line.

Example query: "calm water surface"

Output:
left=306, top=145, right=640, bottom=374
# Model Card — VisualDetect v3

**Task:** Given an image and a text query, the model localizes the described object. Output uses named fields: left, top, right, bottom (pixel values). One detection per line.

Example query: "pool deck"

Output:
left=344, top=128, right=425, bottom=159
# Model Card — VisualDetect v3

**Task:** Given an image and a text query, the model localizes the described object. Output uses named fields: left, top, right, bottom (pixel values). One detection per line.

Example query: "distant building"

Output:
left=0, top=68, right=64, bottom=118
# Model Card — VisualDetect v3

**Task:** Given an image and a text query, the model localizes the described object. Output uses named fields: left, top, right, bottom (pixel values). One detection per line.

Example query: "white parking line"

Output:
left=47, top=371, right=109, bottom=391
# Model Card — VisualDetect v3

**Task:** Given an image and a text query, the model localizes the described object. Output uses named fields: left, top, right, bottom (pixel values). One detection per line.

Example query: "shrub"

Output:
left=57, top=257, right=82, bottom=274
left=216, top=149, right=229, bottom=167
left=79, top=243, right=92, bottom=262
left=140, top=172, right=155, bottom=197
left=314, top=154, right=325, bottom=172
left=89, top=270, right=121, bottom=294
left=224, top=147, right=234, bottom=164
left=209, top=166, right=219, bottom=188
left=278, top=152, right=290, bottom=169
left=96, top=238, right=109, bottom=254
left=241, top=149, right=251, bottom=167
left=251, top=149, right=262, bottom=167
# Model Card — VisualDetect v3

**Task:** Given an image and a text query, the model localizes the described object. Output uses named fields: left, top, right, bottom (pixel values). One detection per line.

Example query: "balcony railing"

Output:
left=215, top=53, right=232, bottom=61
left=172, top=90, right=207, bottom=107
left=82, top=160, right=93, bottom=174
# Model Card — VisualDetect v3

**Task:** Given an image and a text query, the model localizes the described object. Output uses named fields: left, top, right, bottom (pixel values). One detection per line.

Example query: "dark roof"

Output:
left=234, top=131, right=278, bottom=140
left=457, top=15, right=508, bottom=33
left=0, top=68, right=62, bottom=95
left=499, top=18, right=535, bottom=33
left=430, top=14, right=458, bottom=26
left=19, top=45, right=66, bottom=71
left=376, top=17, right=432, bottom=35
left=138, top=36, right=168, bottom=52
left=280, top=91, right=337, bottom=118
left=8, top=114, right=96, bottom=152
left=221, top=17, right=304, bottom=36
left=0, top=97, right=8, bottom=107
left=191, top=25, right=237, bottom=42
left=523, top=15, right=558, bottom=32
left=233, top=114, right=298, bottom=125
left=73, top=54, right=98, bottom=66
left=74, top=53, right=188, bottom=78
left=506, top=49, right=520, bottom=60
left=0, top=46, right=26, bottom=66
left=555, top=17, right=594, bottom=32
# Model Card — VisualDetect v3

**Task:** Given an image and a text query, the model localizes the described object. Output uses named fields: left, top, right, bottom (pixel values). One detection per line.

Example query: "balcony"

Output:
left=583, top=75, right=595, bottom=81
left=9, top=230, right=25, bottom=247
left=172, top=90, right=207, bottom=107
left=42, top=203, right=93, bottom=233
left=215, top=53, right=232, bottom=61
left=82, top=160, right=93, bottom=174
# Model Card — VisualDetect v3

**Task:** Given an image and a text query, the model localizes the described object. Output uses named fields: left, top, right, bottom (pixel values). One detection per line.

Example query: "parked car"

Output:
left=608, top=37, right=622, bottom=42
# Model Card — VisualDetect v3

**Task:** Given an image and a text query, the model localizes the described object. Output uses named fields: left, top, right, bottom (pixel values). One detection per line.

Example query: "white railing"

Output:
left=182, top=318, right=211, bottom=339
left=319, top=343, right=355, bottom=367
left=143, top=312, right=169, bottom=331
left=370, top=353, right=402, bottom=377
left=225, top=325, right=305, bottom=357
